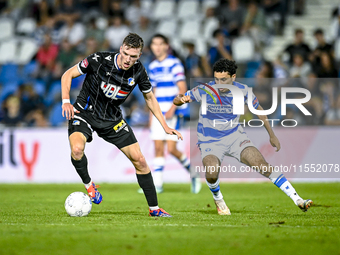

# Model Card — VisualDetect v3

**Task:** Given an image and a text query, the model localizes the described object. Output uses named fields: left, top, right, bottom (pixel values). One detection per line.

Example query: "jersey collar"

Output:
left=114, top=53, right=121, bottom=71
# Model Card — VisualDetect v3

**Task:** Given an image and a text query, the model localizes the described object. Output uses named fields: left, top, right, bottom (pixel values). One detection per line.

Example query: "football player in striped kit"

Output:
left=146, top=34, right=201, bottom=194
left=174, top=58, right=312, bottom=215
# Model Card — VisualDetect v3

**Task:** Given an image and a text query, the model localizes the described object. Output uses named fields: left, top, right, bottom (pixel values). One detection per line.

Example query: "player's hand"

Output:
left=180, top=95, right=192, bottom=104
left=62, top=103, right=79, bottom=120
left=270, top=135, right=281, bottom=152
left=164, top=127, right=183, bottom=141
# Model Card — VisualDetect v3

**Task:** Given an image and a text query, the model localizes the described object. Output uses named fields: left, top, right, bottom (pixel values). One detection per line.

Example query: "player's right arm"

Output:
left=173, top=85, right=202, bottom=106
left=173, top=94, right=192, bottom=106
left=61, top=65, right=82, bottom=120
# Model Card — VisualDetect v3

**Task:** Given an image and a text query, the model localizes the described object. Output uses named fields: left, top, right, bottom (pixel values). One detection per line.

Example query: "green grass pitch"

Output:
left=1, top=182, right=339, bottom=255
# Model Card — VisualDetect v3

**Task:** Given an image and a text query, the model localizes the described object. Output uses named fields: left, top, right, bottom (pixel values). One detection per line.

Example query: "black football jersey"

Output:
left=75, top=51, right=152, bottom=122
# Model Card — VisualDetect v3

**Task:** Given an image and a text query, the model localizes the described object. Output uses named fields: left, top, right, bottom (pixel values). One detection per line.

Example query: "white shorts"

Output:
left=198, top=127, right=255, bottom=163
left=150, top=115, right=179, bottom=141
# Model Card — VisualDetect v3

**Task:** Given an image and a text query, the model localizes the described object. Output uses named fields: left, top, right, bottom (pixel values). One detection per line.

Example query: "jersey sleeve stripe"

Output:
left=77, top=63, right=84, bottom=75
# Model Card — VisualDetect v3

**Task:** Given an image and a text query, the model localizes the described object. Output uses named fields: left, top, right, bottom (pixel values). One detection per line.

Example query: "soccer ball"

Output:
left=64, top=192, right=92, bottom=217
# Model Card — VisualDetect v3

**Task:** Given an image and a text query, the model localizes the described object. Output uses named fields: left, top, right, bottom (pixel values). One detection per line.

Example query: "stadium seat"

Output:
left=16, top=38, right=38, bottom=65
left=33, top=80, right=46, bottom=96
left=177, top=0, right=199, bottom=20
left=231, top=36, right=255, bottom=63
left=45, top=81, right=61, bottom=107
left=0, top=38, right=17, bottom=64
left=49, top=102, right=66, bottom=127
left=152, top=1, right=175, bottom=20
left=179, top=20, right=201, bottom=41
left=194, top=38, right=208, bottom=57
left=0, top=64, right=19, bottom=84
left=203, top=18, right=219, bottom=41
left=0, top=18, right=14, bottom=41
left=156, top=19, right=177, bottom=38
left=202, top=0, right=219, bottom=11
left=17, top=18, right=37, bottom=36
left=95, top=17, right=108, bottom=30
left=0, top=81, right=19, bottom=103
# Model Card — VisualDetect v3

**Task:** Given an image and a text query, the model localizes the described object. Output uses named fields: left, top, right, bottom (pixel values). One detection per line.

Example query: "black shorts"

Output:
left=68, top=111, right=137, bottom=149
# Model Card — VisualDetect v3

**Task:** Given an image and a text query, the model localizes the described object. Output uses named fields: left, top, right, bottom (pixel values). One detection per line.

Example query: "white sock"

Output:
left=84, top=180, right=92, bottom=189
left=149, top=206, right=159, bottom=211
left=206, top=179, right=223, bottom=200
left=152, top=157, right=165, bottom=188
left=269, top=172, right=302, bottom=205
left=180, top=154, right=190, bottom=169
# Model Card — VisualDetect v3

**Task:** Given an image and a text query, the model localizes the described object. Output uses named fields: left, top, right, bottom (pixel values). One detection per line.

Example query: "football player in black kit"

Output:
left=61, top=33, right=182, bottom=217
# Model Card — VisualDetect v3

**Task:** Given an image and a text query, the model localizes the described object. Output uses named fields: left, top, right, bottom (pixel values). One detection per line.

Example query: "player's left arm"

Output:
left=256, top=104, right=281, bottom=152
left=143, top=91, right=183, bottom=140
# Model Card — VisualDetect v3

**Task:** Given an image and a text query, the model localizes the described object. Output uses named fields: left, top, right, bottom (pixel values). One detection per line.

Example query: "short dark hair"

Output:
left=213, top=59, right=238, bottom=75
left=295, top=28, right=303, bottom=35
left=151, top=33, right=169, bottom=44
left=122, top=33, right=144, bottom=51
left=314, top=28, right=324, bottom=36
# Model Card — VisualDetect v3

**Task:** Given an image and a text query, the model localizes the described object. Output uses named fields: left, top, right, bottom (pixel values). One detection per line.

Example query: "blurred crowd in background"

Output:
left=0, top=0, right=340, bottom=128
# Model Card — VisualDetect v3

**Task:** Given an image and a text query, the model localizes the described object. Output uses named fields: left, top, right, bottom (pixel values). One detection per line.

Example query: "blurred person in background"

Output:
left=183, top=42, right=212, bottom=79
left=132, top=16, right=154, bottom=48
left=55, top=0, right=80, bottom=26
left=283, top=28, right=311, bottom=65
left=314, top=51, right=338, bottom=78
left=104, top=16, right=130, bottom=52
left=241, top=1, right=269, bottom=54
left=31, top=0, right=55, bottom=27
left=2, top=95, right=24, bottom=127
left=217, top=0, right=245, bottom=37
left=58, top=15, right=86, bottom=50
left=289, top=53, right=312, bottom=86
left=125, top=0, right=149, bottom=27
left=107, top=0, right=125, bottom=21
left=35, top=34, right=59, bottom=84
left=324, top=94, right=340, bottom=125
left=53, top=39, right=78, bottom=79
left=146, top=34, right=201, bottom=194
left=310, top=29, right=334, bottom=69
left=18, top=84, right=46, bottom=120
left=86, top=17, right=105, bottom=50
left=208, top=29, right=232, bottom=68
left=0, top=0, right=27, bottom=21
left=25, top=109, right=50, bottom=127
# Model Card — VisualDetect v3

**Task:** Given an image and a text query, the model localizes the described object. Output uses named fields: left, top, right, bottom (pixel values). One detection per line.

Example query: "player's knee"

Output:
left=71, top=144, right=85, bottom=160
left=131, top=153, right=147, bottom=169
left=167, top=146, right=177, bottom=156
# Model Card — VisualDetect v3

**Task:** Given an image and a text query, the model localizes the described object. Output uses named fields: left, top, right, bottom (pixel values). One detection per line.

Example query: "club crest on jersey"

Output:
left=81, top=59, right=88, bottom=68
left=128, top=78, right=135, bottom=86
left=100, top=81, right=129, bottom=100
left=72, top=120, right=80, bottom=125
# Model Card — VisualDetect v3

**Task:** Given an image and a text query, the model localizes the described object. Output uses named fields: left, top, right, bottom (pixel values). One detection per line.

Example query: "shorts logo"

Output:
left=72, top=120, right=80, bottom=125
left=205, top=148, right=212, bottom=152
left=239, top=140, right=250, bottom=147
left=113, top=119, right=127, bottom=132
left=81, top=59, right=89, bottom=68
left=128, top=78, right=135, bottom=86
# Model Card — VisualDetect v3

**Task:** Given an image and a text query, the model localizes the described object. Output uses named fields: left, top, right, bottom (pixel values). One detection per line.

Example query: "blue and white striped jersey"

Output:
left=149, top=55, right=185, bottom=114
left=186, top=81, right=259, bottom=144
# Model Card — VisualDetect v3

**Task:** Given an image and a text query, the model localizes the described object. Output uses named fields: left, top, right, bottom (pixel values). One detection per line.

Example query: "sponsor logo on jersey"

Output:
left=101, top=81, right=130, bottom=100
left=113, top=119, right=127, bottom=132
left=72, top=120, right=80, bottom=125
left=128, top=78, right=135, bottom=86
left=81, top=59, right=89, bottom=68
left=239, top=140, right=250, bottom=147
left=105, top=55, right=112, bottom=61
left=205, top=148, right=212, bottom=152
left=92, top=53, right=100, bottom=62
